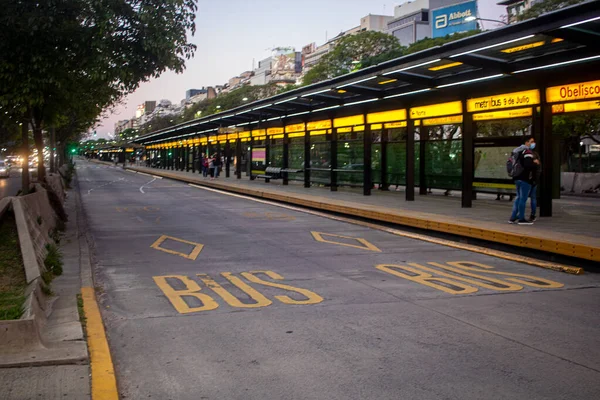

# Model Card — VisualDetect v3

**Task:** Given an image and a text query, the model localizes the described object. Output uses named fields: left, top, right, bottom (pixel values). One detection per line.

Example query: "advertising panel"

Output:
left=432, top=1, right=478, bottom=38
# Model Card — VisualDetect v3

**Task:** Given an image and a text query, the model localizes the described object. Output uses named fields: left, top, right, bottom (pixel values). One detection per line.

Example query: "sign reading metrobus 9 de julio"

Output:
left=546, top=80, right=600, bottom=103
left=431, top=1, right=478, bottom=38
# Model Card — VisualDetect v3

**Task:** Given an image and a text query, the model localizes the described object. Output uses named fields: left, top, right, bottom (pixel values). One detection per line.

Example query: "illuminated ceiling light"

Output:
left=378, top=79, right=398, bottom=85
left=561, top=16, right=600, bottom=29
left=383, top=88, right=432, bottom=99
left=275, top=97, right=299, bottom=105
left=551, top=38, right=564, bottom=43
left=383, top=59, right=441, bottom=75
left=437, top=74, right=504, bottom=88
left=301, top=88, right=332, bottom=98
left=235, top=109, right=251, bottom=115
left=450, top=35, right=535, bottom=58
left=252, top=103, right=273, bottom=110
left=287, top=111, right=311, bottom=117
left=337, top=89, right=347, bottom=94
left=513, top=55, right=600, bottom=74
left=266, top=116, right=281, bottom=121
left=501, top=41, right=545, bottom=54
left=428, top=62, right=463, bottom=71
left=337, top=76, right=377, bottom=88
left=344, top=98, right=379, bottom=107
left=312, top=105, right=341, bottom=113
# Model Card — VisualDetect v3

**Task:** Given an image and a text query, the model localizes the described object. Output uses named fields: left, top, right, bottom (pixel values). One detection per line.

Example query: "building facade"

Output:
left=497, top=0, right=541, bottom=24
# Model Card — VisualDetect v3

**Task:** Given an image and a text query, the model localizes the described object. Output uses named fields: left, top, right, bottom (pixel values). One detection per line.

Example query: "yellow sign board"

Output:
left=333, top=114, right=364, bottom=128
left=251, top=129, right=265, bottom=136
left=288, top=132, right=305, bottom=138
left=366, top=109, right=407, bottom=124
left=238, top=131, right=250, bottom=138
left=267, top=127, right=284, bottom=135
left=310, top=130, right=327, bottom=136
left=227, top=133, right=238, bottom=140
left=385, top=121, right=407, bottom=129
left=125, top=148, right=134, bottom=152
left=410, top=101, right=462, bottom=119
left=307, top=119, right=332, bottom=130
left=551, top=100, right=600, bottom=114
left=285, top=123, right=305, bottom=133
left=501, top=41, right=545, bottom=54
left=467, top=90, right=540, bottom=112
left=422, top=115, right=463, bottom=126
left=546, top=80, right=600, bottom=103
left=354, top=125, right=365, bottom=132
left=337, top=127, right=352, bottom=133
left=217, top=135, right=228, bottom=141
left=473, top=108, right=533, bottom=121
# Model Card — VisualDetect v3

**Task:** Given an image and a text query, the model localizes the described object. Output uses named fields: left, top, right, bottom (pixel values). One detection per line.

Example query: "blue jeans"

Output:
left=510, top=180, right=531, bottom=221
left=214, top=166, right=220, bottom=178
left=529, top=184, right=537, bottom=216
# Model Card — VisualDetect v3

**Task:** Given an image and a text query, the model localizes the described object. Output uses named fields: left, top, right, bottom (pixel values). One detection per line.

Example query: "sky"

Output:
left=96, top=0, right=505, bottom=139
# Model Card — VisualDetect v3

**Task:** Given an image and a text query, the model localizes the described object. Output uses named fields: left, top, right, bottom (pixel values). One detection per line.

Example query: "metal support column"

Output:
left=330, top=129, right=338, bottom=192
left=225, top=140, right=231, bottom=178
left=461, top=104, right=474, bottom=208
left=185, top=146, right=190, bottom=172
left=191, top=145, right=196, bottom=173
left=249, top=138, right=254, bottom=180
left=406, top=119, right=415, bottom=201
left=236, top=139, right=242, bottom=179
left=540, top=103, right=553, bottom=217
left=304, top=128, right=311, bottom=188
left=283, top=131, right=289, bottom=185
left=363, top=119, right=372, bottom=196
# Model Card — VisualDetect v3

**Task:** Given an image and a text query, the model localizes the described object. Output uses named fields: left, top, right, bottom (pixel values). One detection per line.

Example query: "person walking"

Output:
left=509, top=136, right=538, bottom=225
left=529, top=148, right=542, bottom=222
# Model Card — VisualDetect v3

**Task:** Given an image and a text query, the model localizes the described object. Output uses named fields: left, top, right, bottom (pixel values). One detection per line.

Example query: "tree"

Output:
left=517, top=0, right=586, bottom=21
left=553, top=112, right=600, bottom=172
left=303, top=31, right=403, bottom=85
left=0, top=0, right=197, bottom=185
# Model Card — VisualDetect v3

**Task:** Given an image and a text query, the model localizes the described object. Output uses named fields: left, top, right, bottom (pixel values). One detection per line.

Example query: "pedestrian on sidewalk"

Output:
left=212, top=154, right=221, bottom=179
left=529, top=148, right=542, bottom=222
left=202, top=153, right=209, bottom=178
left=508, top=136, right=538, bottom=225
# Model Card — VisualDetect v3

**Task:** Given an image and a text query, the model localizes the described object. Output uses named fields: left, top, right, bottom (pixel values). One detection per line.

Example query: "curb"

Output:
left=127, top=166, right=599, bottom=264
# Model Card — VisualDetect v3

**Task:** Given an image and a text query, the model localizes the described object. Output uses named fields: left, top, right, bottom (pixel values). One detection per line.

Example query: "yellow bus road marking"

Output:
left=154, top=271, right=323, bottom=314
left=311, top=231, right=381, bottom=252
left=186, top=182, right=583, bottom=274
left=81, top=287, right=119, bottom=400
left=376, top=261, right=564, bottom=295
left=150, top=235, right=204, bottom=260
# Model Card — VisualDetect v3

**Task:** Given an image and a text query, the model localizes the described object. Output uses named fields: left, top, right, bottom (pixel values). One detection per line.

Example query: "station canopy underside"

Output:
left=134, top=2, right=600, bottom=146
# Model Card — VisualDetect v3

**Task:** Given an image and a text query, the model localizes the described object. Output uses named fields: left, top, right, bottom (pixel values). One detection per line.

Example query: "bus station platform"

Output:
left=116, top=163, right=599, bottom=263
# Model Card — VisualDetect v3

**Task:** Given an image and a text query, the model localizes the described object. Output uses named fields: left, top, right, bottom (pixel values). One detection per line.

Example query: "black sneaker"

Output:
left=530, top=215, right=537, bottom=222
left=508, top=219, right=518, bottom=224
left=518, top=219, right=534, bottom=225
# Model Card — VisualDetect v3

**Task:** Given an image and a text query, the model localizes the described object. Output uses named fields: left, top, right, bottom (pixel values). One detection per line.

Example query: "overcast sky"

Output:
left=96, top=0, right=505, bottom=138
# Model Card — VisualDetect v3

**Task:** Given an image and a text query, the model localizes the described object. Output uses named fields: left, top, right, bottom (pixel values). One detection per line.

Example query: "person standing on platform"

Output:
left=508, top=136, right=538, bottom=225
left=212, top=153, right=221, bottom=179
left=202, top=153, right=209, bottom=178
left=529, top=148, right=542, bottom=222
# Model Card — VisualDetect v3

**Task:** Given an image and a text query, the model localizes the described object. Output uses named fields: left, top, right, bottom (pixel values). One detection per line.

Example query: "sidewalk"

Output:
left=125, top=163, right=600, bottom=262
left=0, top=192, right=90, bottom=399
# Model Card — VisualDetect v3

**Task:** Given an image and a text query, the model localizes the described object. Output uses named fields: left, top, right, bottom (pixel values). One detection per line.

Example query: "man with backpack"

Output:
left=508, top=136, right=539, bottom=225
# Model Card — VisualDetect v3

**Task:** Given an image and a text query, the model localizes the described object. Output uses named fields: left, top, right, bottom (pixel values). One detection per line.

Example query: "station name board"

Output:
left=546, top=80, right=600, bottom=103
left=410, top=101, right=462, bottom=119
left=467, top=90, right=540, bottom=112
left=551, top=100, right=600, bottom=114
left=472, top=108, right=533, bottom=121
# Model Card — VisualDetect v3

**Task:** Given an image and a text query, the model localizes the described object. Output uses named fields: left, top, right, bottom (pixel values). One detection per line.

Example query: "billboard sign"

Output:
left=432, top=1, right=478, bottom=38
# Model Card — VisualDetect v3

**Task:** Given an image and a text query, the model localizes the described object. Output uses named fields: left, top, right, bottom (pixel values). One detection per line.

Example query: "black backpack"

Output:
left=506, top=149, right=525, bottom=178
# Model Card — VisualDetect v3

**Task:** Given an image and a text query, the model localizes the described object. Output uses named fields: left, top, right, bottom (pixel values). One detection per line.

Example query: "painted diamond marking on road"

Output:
left=150, top=235, right=204, bottom=260
left=311, top=231, right=381, bottom=252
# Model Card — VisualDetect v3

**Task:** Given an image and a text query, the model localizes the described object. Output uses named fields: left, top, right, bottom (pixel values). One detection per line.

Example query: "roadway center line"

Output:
left=187, top=183, right=583, bottom=274
left=140, top=177, right=158, bottom=194
left=87, top=177, right=125, bottom=195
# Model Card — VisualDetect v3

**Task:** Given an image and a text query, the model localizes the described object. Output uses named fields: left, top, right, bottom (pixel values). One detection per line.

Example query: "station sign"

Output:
left=333, top=115, right=364, bottom=128
left=285, top=123, right=305, bottom=133
left=551, top=99, right=600, bottom=114
left=307, top=119, right=332, bottom=130
left=422, top=115, right=463, bottom=126
left=546, top=80, right=600, bottom=103
left=410, top=101, right=462, bottom=119
left=238, top=131, right=251, bottom=138
left=267, top=127, right=284, bottom=135
left=467, top=90, right=540, bottom=112
left=251, top=129, right=265, bottom=137
left=473, top=108, right=533, bottom=121
left=366, top=109, right=407, bottom=124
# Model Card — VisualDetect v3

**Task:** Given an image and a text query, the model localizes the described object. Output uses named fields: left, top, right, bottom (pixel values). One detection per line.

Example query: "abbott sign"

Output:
left=432, top=1, right=478, bottom=38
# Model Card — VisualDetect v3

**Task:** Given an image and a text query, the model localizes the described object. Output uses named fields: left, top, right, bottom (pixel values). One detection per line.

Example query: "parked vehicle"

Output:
left=0, top=161, right=11, bottom=178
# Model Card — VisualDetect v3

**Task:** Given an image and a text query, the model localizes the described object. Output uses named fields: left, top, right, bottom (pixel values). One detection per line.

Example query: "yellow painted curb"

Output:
left=81, top=287, right=119, bottom=400
left=129, top=167, right=599, bottom=263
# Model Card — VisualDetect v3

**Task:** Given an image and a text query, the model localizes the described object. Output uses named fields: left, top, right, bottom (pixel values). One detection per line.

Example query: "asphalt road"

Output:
left=76, top=160, right=600, bottom=400
left=0, top=168, right=22, bottom=199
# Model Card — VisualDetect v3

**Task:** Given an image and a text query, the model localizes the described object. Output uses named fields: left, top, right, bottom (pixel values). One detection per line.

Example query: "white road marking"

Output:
left=87, top=177, right=125, bottom=195
left=140, top=177, right=157, bottom=194
left=151, top=175, right=163, bottom=180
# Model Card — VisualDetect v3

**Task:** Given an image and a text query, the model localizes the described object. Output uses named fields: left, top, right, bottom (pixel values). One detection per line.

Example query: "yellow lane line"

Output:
left=187, top=183, right=584, bottom=275
left=81, top=287, right=119, bottom=400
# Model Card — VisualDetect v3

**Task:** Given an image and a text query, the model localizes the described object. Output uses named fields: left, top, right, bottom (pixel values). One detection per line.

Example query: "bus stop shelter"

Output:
left=134, top=2, right=600, bottom=218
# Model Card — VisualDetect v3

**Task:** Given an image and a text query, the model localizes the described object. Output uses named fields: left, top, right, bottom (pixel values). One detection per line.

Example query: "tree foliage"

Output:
left=303, top=31, right=403, bottom=85
left=517, top=0, right=586, bottom=21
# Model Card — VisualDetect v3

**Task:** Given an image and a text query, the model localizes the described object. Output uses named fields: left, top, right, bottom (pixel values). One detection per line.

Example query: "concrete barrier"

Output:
left=561, top=172, right=600, bottom=193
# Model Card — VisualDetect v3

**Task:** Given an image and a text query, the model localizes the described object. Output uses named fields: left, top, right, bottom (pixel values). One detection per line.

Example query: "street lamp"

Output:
left=464, top=16, right=508, bottom=26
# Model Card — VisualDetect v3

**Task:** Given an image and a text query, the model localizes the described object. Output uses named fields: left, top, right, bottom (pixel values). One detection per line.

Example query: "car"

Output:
left=0, top=161, right=10, bottom=178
